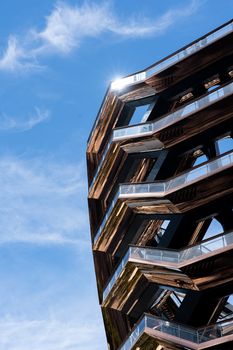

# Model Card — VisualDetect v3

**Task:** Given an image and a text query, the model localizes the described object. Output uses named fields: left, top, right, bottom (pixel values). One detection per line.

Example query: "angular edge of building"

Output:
left=87, top=19, right=233, bottom=350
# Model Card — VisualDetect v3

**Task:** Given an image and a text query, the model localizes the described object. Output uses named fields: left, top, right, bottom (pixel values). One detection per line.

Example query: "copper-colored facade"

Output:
left=87, top=20, right=233, bottom=350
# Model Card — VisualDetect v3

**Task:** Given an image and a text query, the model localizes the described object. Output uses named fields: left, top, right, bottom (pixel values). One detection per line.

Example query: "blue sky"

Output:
left=0, top=1, right=232, bottom=349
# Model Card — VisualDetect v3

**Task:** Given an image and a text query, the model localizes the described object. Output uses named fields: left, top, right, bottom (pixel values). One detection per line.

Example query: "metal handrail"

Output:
left=103, top=230, right=233, bottom=302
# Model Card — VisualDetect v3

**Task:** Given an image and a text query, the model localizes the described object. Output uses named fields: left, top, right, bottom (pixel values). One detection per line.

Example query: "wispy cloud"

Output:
left=0, top=107, right=50, bottom=132
left=0, top=318, right=104, bottom=350
left=0, top=156, right=88, bottom=245
left=108, top=0, right=200, bottom=37
left=0, top=0, right=201, bottom=72
left=0, top=36, right=42, bottom=72
left=37, top=2, right=113, bottom=54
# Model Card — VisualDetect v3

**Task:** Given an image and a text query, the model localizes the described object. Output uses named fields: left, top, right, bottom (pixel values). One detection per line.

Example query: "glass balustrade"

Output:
left=94, top=190, right=119, bottom=244
left=180, top=232, right=233, bottom=261
left=103, top=231, right=233, bottom=302
left=119, top=314, right=233, bottom=350
left=165, top=151, right=233, bottom=194
left=113, top=82, right=233, bottom=141
left=102, top=250, right=130, bottom=301
left=119, top=182, right=166, bottom=197
left=130, top=246, right=180, bottom=264
left=89, top=135, right=113, bottom=190
left=94, top=152, right=233, bottom=245
left=145, top=22, right=233, bottom=78
left=110, top=22, right=233, bottom=92
left=119, top=317, right=146, bottom=350
left=111, top=72, right=146, bottom=90
left=120, top=152, right=233, bottom=198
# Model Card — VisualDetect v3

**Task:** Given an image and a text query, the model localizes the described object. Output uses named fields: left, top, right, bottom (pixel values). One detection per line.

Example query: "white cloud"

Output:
left=0, top=107, right=50, bottom=132
left=0, top=36, right=25, bottom=71
left=0, top=156, right=88, bottom=245
left=109, top=0, right=200, bottom=37
left=37, top=2, right=113, bottom=54
left=0, top=0, right=201, bottom=72
left=0, top=318, right=104, bottom=350
left=0, top=36, right=42, bottom=72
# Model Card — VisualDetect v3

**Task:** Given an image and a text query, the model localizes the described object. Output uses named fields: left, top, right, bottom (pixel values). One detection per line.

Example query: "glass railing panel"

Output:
left=199, top=235, right=227, bottom=253
left=111, top=72, right=146, bottom=90
left=166, top=152, right=233, bottom=193
left=131, top=246, right=180, bottom=264
left=119, top=182, right=166, bottom=197
left=89, top=135, right=113, bottom=190
left=120, top=152, right=233, bottom=197
left=119, top=315, right=233, bottom=350
left=145, top=22, right=233, bottom=78
left=209, top=87, right=224, bottom=102
left=197, top=318, right=233, bottom=342
left=120, top=317, right=146, bottom=350
left=198, top=325, right=222, bottom=342
left=210, top=22, right=233, bottom=42
left=180, top=246, right=206, bottom=262
left=113, top=82, right=233, bottom=142
left=113, top=123, right=153, bottom=140
left=102, top=249, right=130, bottom=301
left=159, top=323, right=196, bottom=342
left=145, top=316, right=199, bottom=343
left=153, top=82, right=233, bottom=130
left=180, top=231, right=233, bottom=262
left=94, top=190, right=119, bottom=244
